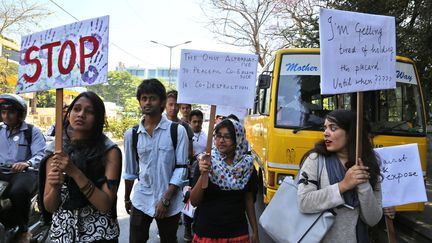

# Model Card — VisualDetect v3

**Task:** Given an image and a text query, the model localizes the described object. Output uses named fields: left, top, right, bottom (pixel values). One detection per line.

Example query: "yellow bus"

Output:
left=245, top=48, right=428, bottom=211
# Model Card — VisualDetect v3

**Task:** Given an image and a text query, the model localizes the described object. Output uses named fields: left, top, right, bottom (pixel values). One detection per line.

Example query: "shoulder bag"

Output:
left=259, top=155, right=336, bottom=243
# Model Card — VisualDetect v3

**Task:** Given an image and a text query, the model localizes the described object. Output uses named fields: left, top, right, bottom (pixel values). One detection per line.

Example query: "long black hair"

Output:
left=301, top=109, right=381, bottom=188
left=63, top=91, right=106, bottom=142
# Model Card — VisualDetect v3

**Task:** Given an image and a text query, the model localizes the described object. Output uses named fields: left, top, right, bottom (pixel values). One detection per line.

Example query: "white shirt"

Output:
left=192, top=131, right=207, bottom=156
left=123, top=116, right=188, bottom=217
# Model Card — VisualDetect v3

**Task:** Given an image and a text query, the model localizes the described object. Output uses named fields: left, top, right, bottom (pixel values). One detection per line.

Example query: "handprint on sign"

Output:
left=80, top=18, right=108, bottom=84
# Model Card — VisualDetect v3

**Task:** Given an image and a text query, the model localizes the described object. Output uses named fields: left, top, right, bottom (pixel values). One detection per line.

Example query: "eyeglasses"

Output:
left=214, top=134, right=233, bottom=142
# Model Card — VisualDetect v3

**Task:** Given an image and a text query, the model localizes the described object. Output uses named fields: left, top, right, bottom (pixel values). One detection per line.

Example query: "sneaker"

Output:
left=184, top=226, right=192, bottom=242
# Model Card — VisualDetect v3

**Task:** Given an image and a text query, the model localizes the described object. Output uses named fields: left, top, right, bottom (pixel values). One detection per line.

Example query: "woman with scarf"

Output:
left=41, top=92, right=121, bottom=243
left=297, top=109, right=382, bottom=243
left=190, top=119, right=259, bottom=243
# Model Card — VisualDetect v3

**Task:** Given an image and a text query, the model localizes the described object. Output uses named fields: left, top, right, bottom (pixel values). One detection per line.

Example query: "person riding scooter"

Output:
left=0, top=94, right=46, bottom=243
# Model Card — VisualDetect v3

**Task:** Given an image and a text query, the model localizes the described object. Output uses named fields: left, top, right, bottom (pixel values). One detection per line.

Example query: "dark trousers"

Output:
left=129, top=206, right=180, bottom=243
left=0, top=171, right=36, bottom=232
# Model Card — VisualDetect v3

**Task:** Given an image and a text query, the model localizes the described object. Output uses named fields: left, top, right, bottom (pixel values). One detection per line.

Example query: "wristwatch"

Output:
left=26, top=161, right=32, bottom=167
left=161, top=197, right=170, bottom=207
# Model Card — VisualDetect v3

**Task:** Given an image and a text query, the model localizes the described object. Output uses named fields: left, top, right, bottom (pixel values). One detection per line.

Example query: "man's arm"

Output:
left=122, top=128, right=139, bottom=214
left=28, top=126, right=46, bottom=168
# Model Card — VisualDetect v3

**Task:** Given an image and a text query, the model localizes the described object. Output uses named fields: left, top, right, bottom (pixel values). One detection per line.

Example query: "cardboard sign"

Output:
left=375, top=144, right=427, bottom=207
left=319, top=8, right=396, bottom=95
left=17, top=16, right=109, bottom=93
left=177, top=49, right=258, bottom=108
left=216, top=105, right=247, bottom=120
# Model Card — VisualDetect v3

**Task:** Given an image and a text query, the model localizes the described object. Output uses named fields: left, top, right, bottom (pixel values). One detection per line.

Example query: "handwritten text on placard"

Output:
left=17, top=16, right=109, bottom=94
left=177, top=49, right=258, bottom=108
left=319, top=9, right=396, bottom=95
left=375, top=144, right=427, bottom=207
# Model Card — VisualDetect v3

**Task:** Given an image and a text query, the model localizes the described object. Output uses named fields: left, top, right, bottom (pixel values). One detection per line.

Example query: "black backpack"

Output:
left=131, top=122, right=187, bottom=170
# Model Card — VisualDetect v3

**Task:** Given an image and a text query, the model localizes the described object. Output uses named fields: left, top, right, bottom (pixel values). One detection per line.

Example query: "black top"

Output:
left=192, top=165, right=258, bottom=238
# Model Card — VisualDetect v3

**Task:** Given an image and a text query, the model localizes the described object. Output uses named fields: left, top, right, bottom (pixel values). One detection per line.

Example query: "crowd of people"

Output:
left=0, top=78, right=396, bottom=243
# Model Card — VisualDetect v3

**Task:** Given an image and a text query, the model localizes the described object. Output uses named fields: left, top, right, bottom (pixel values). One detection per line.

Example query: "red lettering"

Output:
left=40, top=41, right=61, bottom=78
left=79, top=36, right=99, bottom=74
left=58, top=40, right=76, bottom=74
left=23, top=46, right=42, bottom=83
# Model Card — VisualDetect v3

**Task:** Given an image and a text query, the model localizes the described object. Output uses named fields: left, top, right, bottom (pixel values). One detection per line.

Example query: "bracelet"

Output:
left=79, top=180, right=95, bottom=199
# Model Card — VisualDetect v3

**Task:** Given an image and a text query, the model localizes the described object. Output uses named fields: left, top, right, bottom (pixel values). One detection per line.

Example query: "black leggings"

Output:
left=0, top=171, right=36, bottom=232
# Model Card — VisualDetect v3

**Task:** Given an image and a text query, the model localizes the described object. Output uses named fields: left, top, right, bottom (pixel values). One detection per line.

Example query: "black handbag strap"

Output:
left=298, top=155, right=325, bottom=189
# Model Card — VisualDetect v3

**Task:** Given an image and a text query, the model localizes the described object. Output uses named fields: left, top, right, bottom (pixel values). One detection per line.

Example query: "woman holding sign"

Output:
left=41, top=92, right=121, bottom=243
left=190, top=119, right=259, bottom=243
left=297, top=109, right=382, bottom=242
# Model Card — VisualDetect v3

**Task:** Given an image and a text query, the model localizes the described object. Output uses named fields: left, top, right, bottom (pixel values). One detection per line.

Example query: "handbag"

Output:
left=259, top=155, right=336, bottom=243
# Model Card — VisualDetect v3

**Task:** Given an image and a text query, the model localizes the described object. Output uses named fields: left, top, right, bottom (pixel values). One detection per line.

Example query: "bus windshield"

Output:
left=275, top=69, right=425, bottom=136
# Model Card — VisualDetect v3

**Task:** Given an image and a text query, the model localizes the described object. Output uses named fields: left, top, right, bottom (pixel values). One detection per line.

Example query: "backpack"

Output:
left=131, top=122, right=188, bottom=170
left=0, top=122, right=33, bottom=146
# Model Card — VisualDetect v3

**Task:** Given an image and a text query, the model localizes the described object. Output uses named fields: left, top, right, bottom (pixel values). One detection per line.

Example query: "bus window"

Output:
left=276, top=75, right=324, bottom=128
left=365, top=82, right=425, bottom=135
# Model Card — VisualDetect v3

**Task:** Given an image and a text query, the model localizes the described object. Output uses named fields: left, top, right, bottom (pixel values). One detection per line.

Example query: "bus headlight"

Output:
left=277, top=174, right=294, bottom=185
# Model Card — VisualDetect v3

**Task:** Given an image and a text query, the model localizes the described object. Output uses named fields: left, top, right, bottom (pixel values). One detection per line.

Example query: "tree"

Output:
left=0, top=0, right=49, bottom=36
left=202, top=0, right=283, bottom=67
left=87, top=71, right=141, bottom=107
left=0, top=55, right=16, bottom=93
left=36, top=90, right=55, bottom=107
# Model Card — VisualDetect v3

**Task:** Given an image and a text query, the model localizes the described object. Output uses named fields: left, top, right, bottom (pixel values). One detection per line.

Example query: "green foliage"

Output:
left=36, top=91, right=55, bottom=107
left=87, top=71, right=141, bottom=107
left=0, top=56, right=18, bottom=93
left=123, top=97, right=141, bottom=118
left=105, top=116, right=139, bottom=139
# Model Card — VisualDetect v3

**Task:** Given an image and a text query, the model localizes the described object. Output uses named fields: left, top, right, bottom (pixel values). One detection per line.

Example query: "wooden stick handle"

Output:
left=355, top=92, right=363, bottom=165
left=55, top=89, right=63, bottom=151
left=385, top=216, right=397, bottom=243
left=202, top=105, right=216, bottom=189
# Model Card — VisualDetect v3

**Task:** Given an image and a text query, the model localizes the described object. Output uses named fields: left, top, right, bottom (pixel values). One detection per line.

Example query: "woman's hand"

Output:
left=339, top=158, right=370, bottom=193
left=198, top=153, right=211, bottom=175
left=383, top=206, right=396, bottom=219
left=46, top=165, right=65, bottom=187
left=52, top=151, right=77, bottom=176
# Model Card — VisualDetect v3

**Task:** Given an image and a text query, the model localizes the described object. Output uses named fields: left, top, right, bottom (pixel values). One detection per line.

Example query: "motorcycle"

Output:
left=0, top=164, right=50, bottom=243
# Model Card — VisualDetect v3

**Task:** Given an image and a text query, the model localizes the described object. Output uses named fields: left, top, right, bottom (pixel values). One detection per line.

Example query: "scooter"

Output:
left=0, top=164, right=50, bottom=243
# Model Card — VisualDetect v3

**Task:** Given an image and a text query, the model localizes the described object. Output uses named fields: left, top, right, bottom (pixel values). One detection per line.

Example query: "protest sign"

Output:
left=375, top=144, right=427, bottom=207
left=216, top=105, right=247, bottom=120
left=319, top=8, right=396, bottom=94
left=177, top=49, right=258, bottom=108
left=17, top=15, right=109, bottom=93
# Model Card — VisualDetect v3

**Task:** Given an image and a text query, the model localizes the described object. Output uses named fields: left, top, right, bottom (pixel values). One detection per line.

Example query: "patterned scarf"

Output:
left=209, top=119, right=254, bottom=190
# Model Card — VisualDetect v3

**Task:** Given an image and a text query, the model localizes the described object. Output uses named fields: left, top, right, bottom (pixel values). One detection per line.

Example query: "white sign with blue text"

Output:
left=319, top=8, right=396, bottom=95
left=375, top=144, right=427, bottom=207
left=177, top=49, right=258, bottom=108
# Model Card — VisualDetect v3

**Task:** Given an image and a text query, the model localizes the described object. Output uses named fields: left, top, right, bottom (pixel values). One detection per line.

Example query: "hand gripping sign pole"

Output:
left=356, top=93, right=395, bottom=243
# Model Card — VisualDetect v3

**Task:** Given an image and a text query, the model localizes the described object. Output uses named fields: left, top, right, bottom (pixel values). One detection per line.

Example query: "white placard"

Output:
left=17, top=16, right=109, bottom=94
left=216, top=105, right=247, bottom=120
left=319, top=8, right=396, bottom=95
left=375, top=144, right=427, bottom=207
left=177, top=49, right=258, bottom=108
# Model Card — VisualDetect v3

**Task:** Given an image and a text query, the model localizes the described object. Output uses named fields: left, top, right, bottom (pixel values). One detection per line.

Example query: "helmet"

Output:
left=0, top=94, right=28, bottom=121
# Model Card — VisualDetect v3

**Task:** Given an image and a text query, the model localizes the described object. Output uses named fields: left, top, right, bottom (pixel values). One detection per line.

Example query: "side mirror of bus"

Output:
left=258, top=74, right=271, bottom=89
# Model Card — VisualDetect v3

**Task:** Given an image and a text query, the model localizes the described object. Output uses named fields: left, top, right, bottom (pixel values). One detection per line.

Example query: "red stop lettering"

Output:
left=41, top=41, right=61, bottom=78
left=79, top=36, right=99, bottom=74
left=23, top=46, right=42, bottom=83
left=58, top=40, right=76, bottom=74
left=22, top=35, right=100, bottom=83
